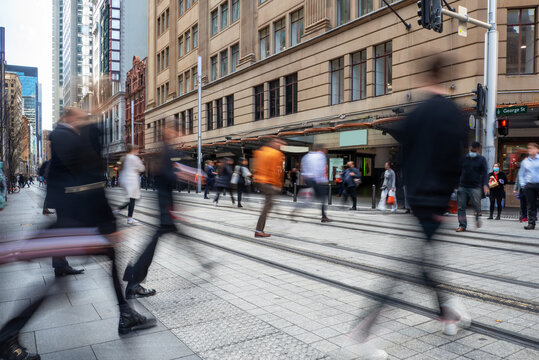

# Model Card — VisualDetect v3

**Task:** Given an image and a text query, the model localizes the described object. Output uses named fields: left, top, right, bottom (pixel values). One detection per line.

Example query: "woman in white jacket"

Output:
left=115, top=145, right=145, bottom=224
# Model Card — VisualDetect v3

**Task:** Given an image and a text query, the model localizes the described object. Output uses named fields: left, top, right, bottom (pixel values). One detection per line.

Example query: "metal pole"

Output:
left=197, top=56, right=202, bottom=194
left=293, top=182, right=297, bottom=202
left=372, top=184, right=376, bottom=209
left=327, top=183, right=332, bottom=205
left=130, top=99, right=134, bottom=145
left=484, top=0, right=498, bottom=170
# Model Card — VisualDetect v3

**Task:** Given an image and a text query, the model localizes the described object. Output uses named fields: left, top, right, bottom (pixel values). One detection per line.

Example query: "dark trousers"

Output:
left=525, top=183, right=539, bottom=225
left=204, top=179, right=214, bottom=198
left=457, top=186, right=482, bottom=229
left=256, top=184, right=279, bottom=232
left=344, top=186, right=357, bottom=208
left=237, top=182, right=246, bottom=205
left=305, top=179, right=326, bottom=218
left=489, top=192, right=503, bottom=217
left=214, top=187, right=234, bottom=203
left=519, top=189, right=528, bottom=219
left=118, top=198, right=136, bottom=217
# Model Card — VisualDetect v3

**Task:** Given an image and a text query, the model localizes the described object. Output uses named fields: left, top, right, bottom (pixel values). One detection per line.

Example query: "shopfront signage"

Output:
left=340, top=130, right=367, bottom=147
left=496, top=105, right=527, bottom=116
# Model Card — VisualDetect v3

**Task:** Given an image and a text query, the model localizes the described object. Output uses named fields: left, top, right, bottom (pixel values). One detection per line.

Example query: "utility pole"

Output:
left=130, top=99, right=134, bottom=145
left=484, top=0, right=498, bottom=171
left=197, top=56, right=202, bottom=193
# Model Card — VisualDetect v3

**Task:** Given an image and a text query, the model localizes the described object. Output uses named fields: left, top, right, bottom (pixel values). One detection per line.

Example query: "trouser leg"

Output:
left=127, top=228, right=164, bottom=288
left=457, top=187, right=469, bottom=228
left=496, top=195, right=503, bottom=217
left=256, top=186, right=274, bottom=232
left=350, top=187, right=357, bottom=208
left=489, top=196, right=495, bottom=217
left=107, top=248, right=127, bottom=306
left=214, top=187, right=222, bottom=202
left=127, top=198, right=136, bottom=217
left=118, top=201, right=130, bottom=211
left=0, top=296, right=45, bottom=345
left=237, top=184, right=243, bottom=204
left=470, top=187, right=483, bottom=221
left=525, top=184, right=539, bottom=225
left=520, top=189, right=528, bottom=219
left=229, top=188, right=235, bottom=203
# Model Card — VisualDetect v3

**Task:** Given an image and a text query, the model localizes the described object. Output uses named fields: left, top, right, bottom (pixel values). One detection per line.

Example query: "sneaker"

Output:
left=353, top=341, right=388, bottom=360
left=113, top=209, right=120, bottom=215
left=495, top=215, right=501, bottom=220
left=349, top=207, right=357, bottom=211
left=521, top=217, right=528, bottom=223
left=127, top=218, right=138, bottom=225
left=321, top=217, right=332, bottom=223
left=0, top=338, right=40, bottom=360
left=118, top=305, right=157, bottom=334
left=441, top=298, right=471, bottom=336
left=456, top=227, right=466, bottom=232
left=487, top=216, right=493, bottom=220
left=254, top=231, right=271, bottom=238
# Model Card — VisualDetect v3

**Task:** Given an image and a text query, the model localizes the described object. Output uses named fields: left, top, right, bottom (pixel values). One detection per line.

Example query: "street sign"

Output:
left=458, top=6, right=468, bottom=37
left=496, top=105, right=528, bottom=116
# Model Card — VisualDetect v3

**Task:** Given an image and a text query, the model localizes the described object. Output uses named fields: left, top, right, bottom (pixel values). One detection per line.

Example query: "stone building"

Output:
left=144, top=0, right=539, bottom=188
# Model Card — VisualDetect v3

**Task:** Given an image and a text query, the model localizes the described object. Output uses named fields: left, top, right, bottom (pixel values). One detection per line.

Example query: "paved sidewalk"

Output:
left=0, top=189, right=197, bottom=360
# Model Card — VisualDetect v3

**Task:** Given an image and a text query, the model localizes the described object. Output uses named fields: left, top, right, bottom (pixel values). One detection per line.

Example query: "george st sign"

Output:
left=496, top=105, right=528, bottom=116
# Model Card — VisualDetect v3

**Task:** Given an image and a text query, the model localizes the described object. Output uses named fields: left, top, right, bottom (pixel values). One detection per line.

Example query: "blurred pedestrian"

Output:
left=39, top=160, right=54, bottom=215
left=378, top=162, right=397, bottom=212
left=0, top=162, right=6, bottom=211
left=204, top=160, right=217, bottom=199
left=487, top=163, right=507, bottom=220
left=301, top=145, right=331, bottom=222
left=456, top=142, right=489, bottom=232
left=234, top=158, right=251, bottom=208
left=289, top=168, right=298, bottom=193
left=214, top=158, right=235, bottom=206
left=513, top=157, right=528, bottom=223
left=347, top=56, right=470, bottom=359
left=114, top=144, right=145, bottom=225
left=253, top=139, right=285, bottom=237
left=336, top=166, right=345, bottom=197
left=342, top=161, right=361, bottom=210
left=519, top=142, right=539, bottom=230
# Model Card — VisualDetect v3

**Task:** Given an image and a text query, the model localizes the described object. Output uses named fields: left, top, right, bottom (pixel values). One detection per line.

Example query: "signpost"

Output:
left=496, top=105, right=527, bottom=116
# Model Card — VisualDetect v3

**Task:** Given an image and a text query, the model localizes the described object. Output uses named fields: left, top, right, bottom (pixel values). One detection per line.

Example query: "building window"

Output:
left=226, top=95, right=234, bottom=126
left=153, top=121, right=157, bottom=141
left=216, top=98, right=223, bottom=128
left=351, top=49, right=367, bottom=101
left=179, top=36, right=184, bottom=57
left=192, top=66, right=198, bottom=88
left=211, top=9, right=219, bottom=35
left=178, top=75, right=183, bottom=96
left=358, top=0, right=373, bottom=16
left=285, top=73, right=298, bottom=114
left=157, top=17, right=161, bottom=35
left=185, top=70, right=191, bottom=91
left=259, top=27, right=270, bottom=60
left=179, top=0, right=184, bottom=15
left=291, top=8, right=304, bottom=47
left=374, top=41, right=392, bottom=96
left=186, top=0, right=191, bottom=7
left=211, top=55, right=218, bottom=81
left=274, top=18, right=286, bottom=54
left=166, top=8, right=170, bottom=28
left=336, top=0, right=350, bottom=25
left=254, top=85, right=264, bottom=121
left=157, top=53, right=161, bottom=72
left=232, top=0, right=240, bottom=22
left=165, top=82, right=169, bottom=99
left=165, top=47, right=169, bottom=67
left=231, top=43, right=240, bottom=72
left=206, top=103, right=213, bottom=130
left=185, top=30, right=191, bottom=53
left=507, top=8, right=535, bottom=75
left=181, top=111, right=186, bottom=134
left=331, top=57, right=344, bottom=105
left=269, top=79, right=280, bottom=118
left=220, top=50, right=228, bottom=77
left=188, top=109, right=194, bottom=134
left=192, top=24, right=198, bottom=48
left=221, top=1, right=229, bottom=29
left=157, top=87, right=161, bottom=105
left=174, top=113, right=180, bottom=133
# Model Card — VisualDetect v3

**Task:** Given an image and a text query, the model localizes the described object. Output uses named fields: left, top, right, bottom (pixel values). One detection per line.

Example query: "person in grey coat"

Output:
left=378, top=161, right=397, bottom=212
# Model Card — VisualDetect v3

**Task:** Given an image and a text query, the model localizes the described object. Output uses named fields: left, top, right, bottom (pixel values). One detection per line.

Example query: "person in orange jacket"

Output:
left=253, top=138, right=285, bottom=237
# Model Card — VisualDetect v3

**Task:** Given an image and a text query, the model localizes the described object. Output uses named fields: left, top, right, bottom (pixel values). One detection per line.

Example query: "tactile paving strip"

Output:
left=146, top=276, right=195, bottom=293
left=171, top=313, right=280, bottom=353
left=199, top=332, right=329, bottom=360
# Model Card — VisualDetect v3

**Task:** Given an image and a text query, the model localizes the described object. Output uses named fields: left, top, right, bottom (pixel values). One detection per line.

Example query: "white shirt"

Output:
left=301, top=151, right=327, bottom=183
left=519, top=155, right=539, bottom=187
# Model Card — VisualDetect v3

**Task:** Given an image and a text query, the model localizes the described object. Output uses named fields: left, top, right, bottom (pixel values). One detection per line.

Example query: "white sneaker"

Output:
left=355, top=341, right=388, bottom=360
left=441, top=298, right=472, bottom=335
left=113, top=209, right=120, bottom=215
left=127, top=218, right=138, bottom=225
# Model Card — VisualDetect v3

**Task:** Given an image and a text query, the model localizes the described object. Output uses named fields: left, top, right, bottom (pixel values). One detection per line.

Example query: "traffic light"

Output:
left=417, top=0, right=431, bottom=29
left=472, top=83, right=485, bottom=117
left=498, top=118, right=508, bottom=136
left=431, top=0, right=443, bottom=33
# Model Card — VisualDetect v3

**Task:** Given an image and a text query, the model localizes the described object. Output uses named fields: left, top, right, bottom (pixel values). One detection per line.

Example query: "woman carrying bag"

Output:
left=232, top=158, right=252, bottom=208
left=378, top=161, right=397, bottom=213
left=488, top=163, right=508, bottom=220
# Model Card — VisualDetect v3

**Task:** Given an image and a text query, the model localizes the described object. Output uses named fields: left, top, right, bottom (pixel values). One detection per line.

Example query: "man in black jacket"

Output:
left=456, top=141, right=489, bottom=232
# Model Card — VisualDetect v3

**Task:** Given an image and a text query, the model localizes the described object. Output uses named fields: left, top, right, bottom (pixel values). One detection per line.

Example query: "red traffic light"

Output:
left=498, top=118, right=508, bottom=136
left=500, top=119, right=507, bottom=127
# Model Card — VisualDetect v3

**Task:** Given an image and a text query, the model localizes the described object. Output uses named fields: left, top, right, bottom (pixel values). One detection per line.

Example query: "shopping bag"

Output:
left=230, top=172, right=240, bottom=185
left=386, top=189, right=396, bottom=205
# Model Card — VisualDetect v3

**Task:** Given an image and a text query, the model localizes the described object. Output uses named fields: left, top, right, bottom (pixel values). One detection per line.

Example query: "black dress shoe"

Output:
left=54, top=266, right=84, bottom=277
left=487, top=216, right=493, bottom=220
left=349, top=207, right=357, bottom=211
left=495, top=215, right=501, bottom=220
left=126, top=284, right=157, bottom=299
left=118, top=305, right=157, bottom=335
left=321, top=217, right=332, bottom=223
left=1, top=338, right=40, bottom=360
left=524, top=224, right=536, bottom=230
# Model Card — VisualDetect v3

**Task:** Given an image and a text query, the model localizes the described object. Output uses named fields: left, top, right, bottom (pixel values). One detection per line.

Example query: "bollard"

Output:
left=328, top=183, right=332, bottom=205
left=293, top=183, right=297, bottom=202
left=188, top=181, right=191, bottom=193
left=372, top=184, right=376, bottom=209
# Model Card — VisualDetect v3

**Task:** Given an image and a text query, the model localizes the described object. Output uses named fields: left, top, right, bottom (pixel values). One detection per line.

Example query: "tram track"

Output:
left=113, top=203, right=539, bottom=351
left=105, top=195, right=539, bottom=312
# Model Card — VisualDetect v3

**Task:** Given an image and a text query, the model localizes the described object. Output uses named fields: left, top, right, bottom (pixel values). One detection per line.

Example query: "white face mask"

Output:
left=469, top=152, right=478, bottom=157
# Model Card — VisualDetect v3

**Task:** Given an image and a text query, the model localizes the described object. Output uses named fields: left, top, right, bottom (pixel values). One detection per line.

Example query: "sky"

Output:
left=0, top=0, right=53, bottom=130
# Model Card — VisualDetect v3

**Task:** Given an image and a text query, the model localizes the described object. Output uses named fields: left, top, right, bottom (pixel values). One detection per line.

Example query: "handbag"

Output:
left=230, top=172, right=240, bottom=185
left=386, top=189, right=395, bottom=205
left=488, top=175, right=499, bottom=189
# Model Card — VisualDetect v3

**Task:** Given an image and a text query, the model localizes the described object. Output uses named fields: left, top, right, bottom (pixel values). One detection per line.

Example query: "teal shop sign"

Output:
left=340, top=129, right=367, bottom=147
left=496, top=105, right=527, bottom=116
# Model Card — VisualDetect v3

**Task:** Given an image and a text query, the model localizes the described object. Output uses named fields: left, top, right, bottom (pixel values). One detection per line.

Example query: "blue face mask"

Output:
left=469, top=152, right=478, bottom=157
left=493, top=167, right=499, bottom=172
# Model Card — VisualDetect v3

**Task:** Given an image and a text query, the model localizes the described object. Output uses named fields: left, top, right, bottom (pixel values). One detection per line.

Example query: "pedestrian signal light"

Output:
left=431, top=0, right=443, bottom=33
left=417, top=0, right=431, bottom=29
left=472, top=83, right=485, bottom=117
left=498, top=118, right=508, bottom=136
